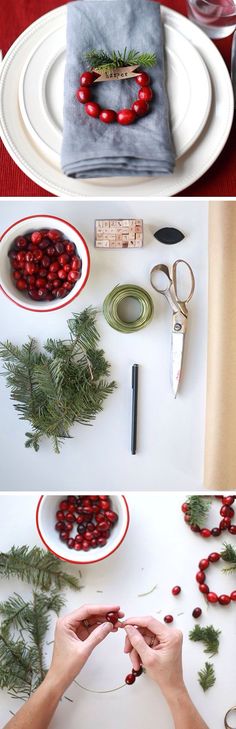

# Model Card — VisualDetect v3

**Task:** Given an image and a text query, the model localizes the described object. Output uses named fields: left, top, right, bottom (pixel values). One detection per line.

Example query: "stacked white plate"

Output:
left=0, top=4, right=234, bottom=197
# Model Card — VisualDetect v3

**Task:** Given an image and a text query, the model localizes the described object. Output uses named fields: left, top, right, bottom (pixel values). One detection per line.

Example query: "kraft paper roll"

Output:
left=204, top=201, right=236, bottom=490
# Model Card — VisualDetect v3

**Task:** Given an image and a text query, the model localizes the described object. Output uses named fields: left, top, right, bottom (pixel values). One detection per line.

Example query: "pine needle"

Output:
left=186, top=496, right=212, bottom=529
left=0, top=308, right=116, bottom=453
left=221, top=543, right=236, bottom=572
left=198, top=662, right=216, bottom=692
left=0, top=546, right=81, bottom=591
left=85, top=48, right=157, bottom=71
left=189, top=625, right=221, bottom=658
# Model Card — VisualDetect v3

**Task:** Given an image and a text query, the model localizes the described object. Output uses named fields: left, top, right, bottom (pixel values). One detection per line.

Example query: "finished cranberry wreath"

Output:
left=76, top=48, right=157, bottom=125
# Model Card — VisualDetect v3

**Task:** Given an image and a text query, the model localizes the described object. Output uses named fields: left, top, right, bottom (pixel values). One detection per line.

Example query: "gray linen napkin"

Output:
left=61, top=0, right=175, bottom=178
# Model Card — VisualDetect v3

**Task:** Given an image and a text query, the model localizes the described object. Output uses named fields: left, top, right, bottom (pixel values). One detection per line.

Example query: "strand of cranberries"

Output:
left=106, top=611, right=144, bottom=685
left=76, top=70, right=153, bottom=125
left=196, top=551, right=236, bottom=605
left=182, top=495, right=236, bottom=537
left=8, top=229, right=82, bottom=302
left=55, top=495, right=118, bottom=552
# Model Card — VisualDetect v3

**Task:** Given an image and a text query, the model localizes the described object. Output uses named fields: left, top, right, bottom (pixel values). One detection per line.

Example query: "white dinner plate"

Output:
left=18, top=21, right=212, bottom=163
left=0, top=5, right=234, bottom=197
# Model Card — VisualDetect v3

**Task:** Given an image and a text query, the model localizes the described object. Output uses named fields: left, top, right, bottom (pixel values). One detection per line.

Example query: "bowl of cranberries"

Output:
left=0, top=214, right=90, bottom=311
left=36, top=494, right=130, bottom=564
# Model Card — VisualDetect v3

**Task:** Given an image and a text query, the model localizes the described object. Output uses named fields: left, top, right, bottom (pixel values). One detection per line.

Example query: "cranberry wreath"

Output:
left=76, top=48, right=157, bottom=125
left=196, top=545, right=236, bottom=605
left=182, top=495, right=236, bottom=538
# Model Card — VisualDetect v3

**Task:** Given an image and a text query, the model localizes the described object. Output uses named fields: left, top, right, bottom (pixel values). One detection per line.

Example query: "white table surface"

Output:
left=0, top=491, right=236, bottom=729
left=0, top=199, right=208, bottom=491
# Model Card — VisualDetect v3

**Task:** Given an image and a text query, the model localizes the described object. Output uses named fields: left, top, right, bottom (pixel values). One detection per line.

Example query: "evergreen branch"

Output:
left=198, top=662, right=216, bottom=692
left=0, top=309, right=116, bottom=453
left=186, top=496, right=212, bottom=528
left=189, top=625, right=221, bottom=658
left=221, top=543, right=236, bottom=572
left=0, top=546, right=81, bottom=591
left=85, top=48, right=157, bottom=71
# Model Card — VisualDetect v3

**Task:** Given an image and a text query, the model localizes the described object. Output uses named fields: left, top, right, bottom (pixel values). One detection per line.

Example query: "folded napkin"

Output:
left=61, top=0, right=175, bottom=178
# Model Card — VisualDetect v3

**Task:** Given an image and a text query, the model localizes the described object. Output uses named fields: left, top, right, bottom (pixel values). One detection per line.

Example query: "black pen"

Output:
left=131, top=364, right=139, bottom=455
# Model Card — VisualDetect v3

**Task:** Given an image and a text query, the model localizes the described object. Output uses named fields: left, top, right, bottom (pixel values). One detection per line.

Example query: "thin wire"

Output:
left=74, top=679, right=126, bottom=694
left=103, top=284, right=153, bottom=333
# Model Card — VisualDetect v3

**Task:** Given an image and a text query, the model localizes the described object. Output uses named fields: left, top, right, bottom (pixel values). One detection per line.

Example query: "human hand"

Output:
left=47, top=604, right=124, bottom=694
left=122, top=616, right=184, bottom=699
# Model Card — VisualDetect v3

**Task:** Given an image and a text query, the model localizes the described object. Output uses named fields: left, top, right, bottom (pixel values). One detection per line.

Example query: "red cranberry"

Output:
left=80, top=71, right=97, bottom=86
left=55, top=242, right=65, bottom=254
left=132, top=667, right=143, bottom=676
left=68, top=271, right=80, bottom=282
left=65, top=243, right=76, bottom=255
left=135, top=72, right=150, bottom=86
left=84, top=102, right=101, bottom=118
left=77, top=87, right=91, bottom=104
left=99, top=109, right=117, bottom=123
left=117, top=109, right=137, bottom=125
left=47, top=229, right=62, bottom=241
left=55, top=521, right=65, bottom=531
left=208, top=552, right=220, bottom=562
left=230, top=591, right=236, bottom=601
left=125, top=673, right=135, bottom=685
left=82, top=540, right=90, bottom=551
left=196, top=571, right=206, bottom=584
left=31, top=231, right=42, bottom=244
left=67, top=538, right=75, bottom=549
left=172, top=586, right=181, bottom=596
left=199, top=584, right=209, bottom=594
left=60, top=531, right=68, bottom=541
left=207, top=592, right=218, bottom=603
left=138, top=87, right=153, bottom=102
left=199, top=558, right=209, bottom=570
left=106, top=612, right=119, bottom=625
left=98, top=537, right=107, bottom=547
left=164, top=615, right=173, bottom=624
left=132, top=100, right=149, bottom=116
left=211, top=528, right=221, bottom=537
left=222, top=496, right=235, bottom=505
left=192, top=607, right=202, bottom=619
left=218, top=594, right=231, bottom=605
left=200, top=529, right=211, bottom=538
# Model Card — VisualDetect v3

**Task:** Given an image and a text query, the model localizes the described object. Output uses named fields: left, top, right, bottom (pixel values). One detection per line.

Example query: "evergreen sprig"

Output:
left=221, top=543, right=236, bottom=572
left=189, top=625, right=221, bottom=658
left=0, top=590, right=64, bottom=699
left=186, top=496, right=212, bottom=528
left=0, top=308, right=116, bottom=453
left=85, top=48, right=157, bottom=71
left=198, top=662, right=216, bottom=692
left=0, top=546, right=80, bottom=591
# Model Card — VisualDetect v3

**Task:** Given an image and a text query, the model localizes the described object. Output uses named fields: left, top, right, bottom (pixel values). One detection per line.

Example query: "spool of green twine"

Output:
left=103, top=284, right=154, bottom=333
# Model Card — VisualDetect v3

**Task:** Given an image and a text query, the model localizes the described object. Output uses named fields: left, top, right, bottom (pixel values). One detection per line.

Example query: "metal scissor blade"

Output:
left=171, top=330, right=185, bottom=398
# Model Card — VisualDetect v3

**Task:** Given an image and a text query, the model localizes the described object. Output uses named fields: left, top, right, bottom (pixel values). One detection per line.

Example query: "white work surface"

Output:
left=0, top=491, right=235, bottom=729
left=0, top=199, right=208, bottom=491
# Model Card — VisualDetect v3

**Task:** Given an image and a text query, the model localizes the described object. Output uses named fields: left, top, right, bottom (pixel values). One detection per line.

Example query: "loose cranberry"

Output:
left=106, top=510, right=118, bottom=524
left=98, top=537, right=107, bottom=547
left=71, top=257, right=81, bottom=271
left=67, top=538, right=75, bottom=549
left=65, top=243, right=76, bottom=255
left=59, top=500, right=69, bottom=510
left=58, top=269, right=67, bottom=280
left=47, top=229, right=62, bottom=241
left=46, top=246, right=56, bottom=257
left=49, top=262, right=60, bottom=273
left=172, top=586, right=181, bottom=596
left=55, top=521, right=65, bottom=531
left=15, top=236, right=27, bottom=249
left=55, top=242, right=65, bottom=254
left=39, top=238, right=50, bottom=250
left=60, top=531, right=68, bottom=541
left=164, top=615, right=173, bottom=624
left=82, top=540, right=90, bottom=551
left=58, top=254, right=69, bottom=265
left=74, top=542, right=83, bottom=551
left=16, top=279, right=27, bottom=290
left=33, top=249, right=43, bottom=262
left=68, top=271, right=80, bottom=282
left=56, top=510, right=65, bottom=520
left=192, top=607, right=202, bottom=619
left=97, top=521, right=109, bottom=532
left=41, top=255, right=51, bottom=268
left=13, top=271, right=21, bottom=280
left=106, top=612, right=119, bottom=625
left=31, top=231, right=42, bottom=244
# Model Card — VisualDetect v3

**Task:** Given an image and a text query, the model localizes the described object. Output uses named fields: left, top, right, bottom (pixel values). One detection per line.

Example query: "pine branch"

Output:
left=189, top=625, right=221, bottom=658
left=186, top=496, right=212, bottom=528
left=0, top=309, right=116, bottom=453
left=0, top=629, right=33, bottom=699
left=85, top=48, right=157, bottom=71
left=221, top=543, right=236, bottom=572
left=0, top=546, right=81, bottom=591
left=198, top=662, right=216, bottom=692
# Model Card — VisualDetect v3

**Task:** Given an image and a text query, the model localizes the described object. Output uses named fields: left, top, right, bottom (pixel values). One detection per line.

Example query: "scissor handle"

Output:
left=172, top=259, right=195, bottom=305
left=150, top=264, right=173, bottom=294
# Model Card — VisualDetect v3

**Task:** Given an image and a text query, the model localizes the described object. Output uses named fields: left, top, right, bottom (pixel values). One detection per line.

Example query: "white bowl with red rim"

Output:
left=0, top=214, right=90, bottom=312
left=36, top=494, right=130, bottom=564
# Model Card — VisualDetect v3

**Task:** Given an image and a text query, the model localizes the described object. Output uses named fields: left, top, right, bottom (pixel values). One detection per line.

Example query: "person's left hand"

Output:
left=47, top=604, right=124, bottom=694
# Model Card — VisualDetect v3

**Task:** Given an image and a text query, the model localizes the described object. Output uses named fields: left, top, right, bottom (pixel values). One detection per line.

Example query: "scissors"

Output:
left=150, top=259, right=195, bottom=397
left=225, top=707, right=236, bottom=729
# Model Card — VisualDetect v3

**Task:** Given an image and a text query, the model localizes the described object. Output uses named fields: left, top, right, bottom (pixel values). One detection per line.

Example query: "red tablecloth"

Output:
left=0, top=0, right=235, bottom=196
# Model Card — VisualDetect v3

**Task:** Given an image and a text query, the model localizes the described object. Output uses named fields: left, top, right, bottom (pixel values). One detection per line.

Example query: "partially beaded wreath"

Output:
left=76, top=49, right=157, bottom=125
left=182, top=495, right=236, bottom=538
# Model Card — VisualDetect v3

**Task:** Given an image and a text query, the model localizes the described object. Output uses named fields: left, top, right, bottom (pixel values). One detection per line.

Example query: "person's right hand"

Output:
left=122, top=616, right=184, bottom=699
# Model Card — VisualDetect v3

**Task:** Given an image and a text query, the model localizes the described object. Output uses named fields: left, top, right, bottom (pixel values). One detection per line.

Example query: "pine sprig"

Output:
left=0, top=308, right=116, bottom=453
left=0, top=590, right=65, bottom=698
left=221, top=543, right=236, bottom=573
left=0, top=546, right=81, bottom=591
left=198, top=662, right=216, bottom=692
left=189, top=625, right=221, bottom=658
left=85, top=48, right=157, bottom=71
left=186, top=496, right=212, bottom=528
